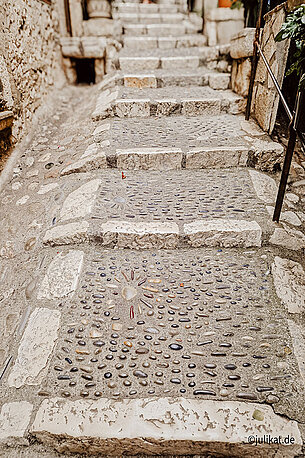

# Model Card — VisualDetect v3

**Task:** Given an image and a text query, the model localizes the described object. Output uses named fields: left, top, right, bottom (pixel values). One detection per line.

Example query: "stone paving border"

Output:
left=272, top=257, right=305, bottom=314
left=0, top=402, right=33, bottom=446
left=30, top=397, right=302, bottom=456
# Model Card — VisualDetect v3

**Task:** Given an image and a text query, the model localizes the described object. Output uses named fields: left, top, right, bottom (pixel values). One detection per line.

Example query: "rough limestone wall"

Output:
left=251, top=3, right=290, bottom=134
left=0, top=0, right=65, bottom=142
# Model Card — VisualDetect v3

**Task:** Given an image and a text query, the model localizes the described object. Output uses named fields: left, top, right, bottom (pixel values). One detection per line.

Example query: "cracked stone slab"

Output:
left=60, top=153, right=107, bottom=176
left=272, top=257, right=305, bottom=314
left=269, top=225, right=305, bottom=251
left=60, top=179, right=101, bottom=222
left=116, top=147, right=183, bottom=170
left=37, top=250, right=84, bottom=299
left=43, top=221, right=90, bottom=246
left=0, top=401, right=33, bottom=445
left=185, top=146, right=249, bottom=168
left=184, top=219, right=262, bottom=248
left=7, top=308, right=61, bottom=388
left=96, top=221, right=179, bottom=248
left=31, top=397, right=302, bottom=456
left=288, top=320, right=305, bottom=385
left=249, top=170, right=278, bottom=205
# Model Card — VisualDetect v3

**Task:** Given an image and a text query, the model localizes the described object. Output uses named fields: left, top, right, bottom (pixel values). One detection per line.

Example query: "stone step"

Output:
left=120, top=69, right=230, bottom=90
left=119, top=55, right=202, bottom=71
left=123, top=34, right=207, bottom=49
left=123, top=23, right=187, bottom=36
left=115, top=3, right=179, bottom=13
left=101, top=87, right=245, bottom=118
left=115, top=13, right=185, bottom=24
left=43, top=169, right=269, bottom=248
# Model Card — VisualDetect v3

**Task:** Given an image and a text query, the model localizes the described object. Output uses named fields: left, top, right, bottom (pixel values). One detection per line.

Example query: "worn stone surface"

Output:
left=249, top=170, right=278, bottom=204
left=184, top=219, right=262, bottom=247
left=97, top=221, right=179, bottom=248
left=117, top=147, right=183, bottom=170
left=185, top=146, right=248, bottom=168
left=272, top=257, right=305, bottom=313
left=60, top=153, right=107, bottom=176
left=37, top=250, right=84, bottom=299
left=270, top=225, right=305, bottom=251
left=230, top=28, right=256, bottom=59
left=60, top=179, right=101, bottom=222
left=0, top=402, right=33, bottom=445
left=43, top=222, right=90, bottom=246
left=31, top=397, right=302, bottom=456
left=8, top=308, right=61, bottom=388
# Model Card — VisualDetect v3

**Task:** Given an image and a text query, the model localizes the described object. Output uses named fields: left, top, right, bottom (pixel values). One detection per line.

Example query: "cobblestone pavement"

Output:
left=0, top=1, right=305, bottom=456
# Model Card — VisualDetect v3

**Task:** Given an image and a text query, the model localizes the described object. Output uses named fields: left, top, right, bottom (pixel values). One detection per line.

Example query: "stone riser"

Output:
left=106, top=98, right=245, bottom=119
left=123, top=24, right=187, bottom=37
left=121, top=73, right=230, bottom=90
left=116, top=4, right=179, bottom=13
left=116, top=13, right=184, bottom=24
left=123, top=35, right=207, bottom=49
left=119, top=56, right=201, bottom=71
left=44, top=218, right=262, bottom=249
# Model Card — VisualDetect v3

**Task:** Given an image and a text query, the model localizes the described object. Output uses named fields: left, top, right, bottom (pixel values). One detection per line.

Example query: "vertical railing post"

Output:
left=273, top=84, right=304, bottom=222
left=64, top=0, right=72, bottom=36
left=245, top=0, right=264, bottom=120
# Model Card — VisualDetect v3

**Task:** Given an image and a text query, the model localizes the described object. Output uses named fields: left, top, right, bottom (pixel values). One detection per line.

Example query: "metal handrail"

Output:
left=245, top=1, right=305, bottom=223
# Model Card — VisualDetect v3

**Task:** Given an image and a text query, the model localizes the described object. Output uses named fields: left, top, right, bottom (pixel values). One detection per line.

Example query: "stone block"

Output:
left=114, top=99, right=151, bottom=117
left=249, top=170, right=278, bottom=204
left=60, top=179, right=101, bottom=222
left=117, top=147, right=183, bottom=170
left=231, top=58, right=252, bottom=97
left=272, top=256, right=305, bottom=314
left=60, top=154, right=107, bottom=175
left=124, top=74, right=157, bottom=88
left=37, top=250, right=84, bottom=299
left=30, top=397, right=302, bottom=456
left=7, top=308, right=61, bottom=388
left=230, top=28, right=256, bottom=59
left=83, top=18, right=122, bottom=37
left=161, top=56, right=199, bottom=69
left=0, top=111, right=14, bottom=131
left=185, top=147, right=249, bottom=168
left=158, top=37, right=177, bottom=49
left=43, top=222, right=90, bottom=246
left=181, top=98, right=221, bottom=116
left=208, top=73, right=230, bottom=90
left=98, top=221, right=179, bottom=248
left=155, top=99, right=180, bottom=116
left=0, top=402, right=33, bottom=445
left=124, top=24, right=146, bottom=36
left=119, top=56, right=160, bottom=71
left=270, top=225, right=305, bottom=251
left=146, top=24, right=185, bottom=36
left=123, top=37, right=158, bottom=49
left=184, top=219, right=262, bottom=247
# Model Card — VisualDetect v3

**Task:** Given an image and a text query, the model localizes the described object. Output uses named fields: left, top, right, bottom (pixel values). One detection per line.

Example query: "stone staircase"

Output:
left=1, top=1, right=304, bottom=457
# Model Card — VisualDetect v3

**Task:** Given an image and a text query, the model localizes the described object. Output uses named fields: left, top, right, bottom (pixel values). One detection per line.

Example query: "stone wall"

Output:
left=251, top=3, right=290, bottom=133
left=230, top=28, right=255, bottom=98
left=0, top=0, right=65, bottom=143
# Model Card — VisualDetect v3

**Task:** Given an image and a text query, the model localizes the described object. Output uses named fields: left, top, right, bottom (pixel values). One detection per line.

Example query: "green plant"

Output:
left=275, top=4, right=305, bottom=89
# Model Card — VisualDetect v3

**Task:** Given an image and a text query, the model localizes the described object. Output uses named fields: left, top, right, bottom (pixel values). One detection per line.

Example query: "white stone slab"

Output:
left=43, top=221, right=89, bottom=247
left=60, top=154, right=107, bottom=176
left=60, top=179, right=101, bottom=221
left=124, top=74, right=157, bottom=89
left=272, top=256, right=305, bottom=314
left=7, top=308, right=61, bottom=388
left=185, top=147, right=249, bottom=168
left=37, top=183, right=59, bottom=195
left=184, top=219, right=262, bottom=247
left=115, top=99, right=150, bottom=117
left=161, top=56, right=199, bottom=69
left=37, top=250, right=84, bottom=299
left=249, top=170, right=278, bottom=204
left=99, top=221, right=179, bottom=249
left=117, top=147, right=182, bottom=170
left=288, top=320, right=305, bottom=385
left=0, top=401, right=33, bottom=444
left=270, top=225, right=305, bottom=251
left=119, top=56, right=160, bottom=71
left=31, top=397, right=302, bottom=456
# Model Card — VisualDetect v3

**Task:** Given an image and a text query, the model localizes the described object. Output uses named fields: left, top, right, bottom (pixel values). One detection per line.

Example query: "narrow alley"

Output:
left=0, top=0, right=305, bottom=456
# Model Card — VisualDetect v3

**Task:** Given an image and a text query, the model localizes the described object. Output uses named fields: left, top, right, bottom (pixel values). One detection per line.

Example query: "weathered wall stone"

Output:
left=251, top=3, right=290, bottom=133
left=0, top=0, right=65, bottom=143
